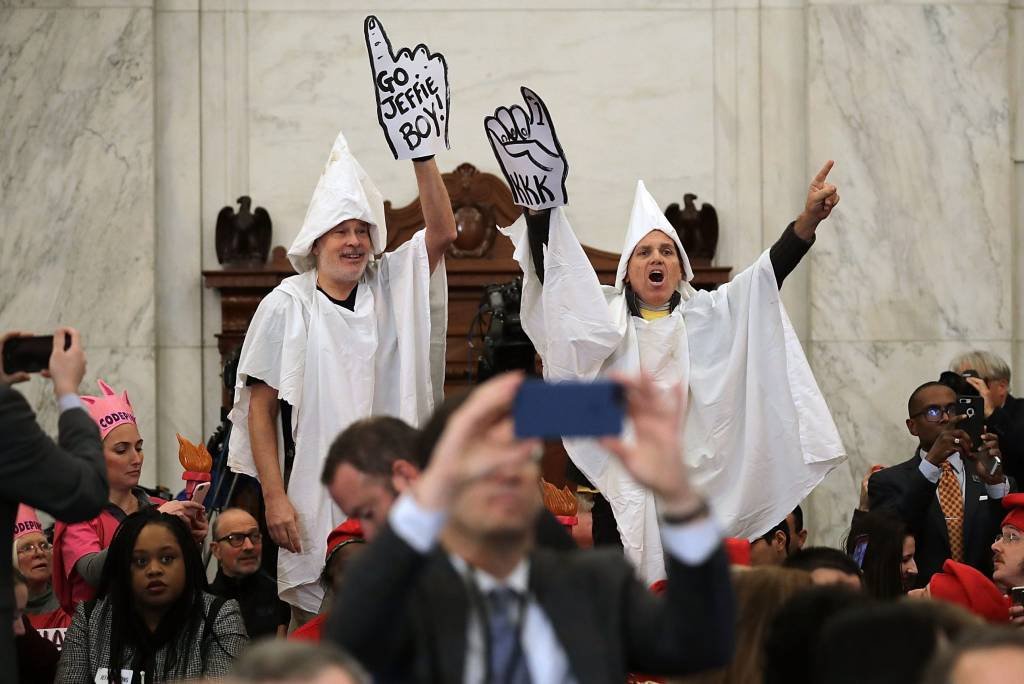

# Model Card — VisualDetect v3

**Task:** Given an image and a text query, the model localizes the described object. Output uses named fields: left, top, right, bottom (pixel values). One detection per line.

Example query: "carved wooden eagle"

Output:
left=664, top=193, right=719, bottom=262
left=215, top=196, right=272, bottom=265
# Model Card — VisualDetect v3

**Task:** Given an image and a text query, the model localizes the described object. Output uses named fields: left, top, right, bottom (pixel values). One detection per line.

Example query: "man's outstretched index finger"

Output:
left=813, top=159, right=835, bottom=184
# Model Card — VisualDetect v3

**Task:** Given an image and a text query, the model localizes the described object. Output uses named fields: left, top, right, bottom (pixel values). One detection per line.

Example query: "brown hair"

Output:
left=673, top=566, right=813, bottom=684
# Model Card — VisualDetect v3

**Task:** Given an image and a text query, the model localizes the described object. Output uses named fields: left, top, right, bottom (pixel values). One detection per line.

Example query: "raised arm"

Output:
left=413, top=158, right=457, bottom=273
left=0, top=328, right=107, bottom=522
left=769, top=160, right=840, bottom=288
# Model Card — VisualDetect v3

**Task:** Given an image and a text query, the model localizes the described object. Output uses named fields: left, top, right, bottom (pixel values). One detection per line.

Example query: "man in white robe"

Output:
left=500, top=164, right=847, bottom=583
left=227, top=130, right=455, bottom=614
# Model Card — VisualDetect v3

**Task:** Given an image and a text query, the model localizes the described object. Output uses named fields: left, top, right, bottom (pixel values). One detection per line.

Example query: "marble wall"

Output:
left=2, top=0, right=1021, bottom=549
left=0, top=5, right=160, bottom=484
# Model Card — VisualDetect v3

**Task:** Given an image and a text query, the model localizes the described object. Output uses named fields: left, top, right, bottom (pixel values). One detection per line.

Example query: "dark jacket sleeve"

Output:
left=324, top=524, right=424, bottom=673
left=868, top=463, right=936, bottom=534
left=0, top=385, right=108, bottom=522
left=623, top=546, right=735, bottom=674
left=987, top=396, right=1024, bottom=481
left=524, top=208, right=552, bottom=284
left=769, top=222, right=814, bottom=288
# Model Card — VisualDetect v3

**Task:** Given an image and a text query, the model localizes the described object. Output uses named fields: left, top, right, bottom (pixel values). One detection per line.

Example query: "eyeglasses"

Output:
left=214, top=531, right=262, bottom=548
left=995, top=532, right=1023, bottom=545
left=16, top=542, right=52, bottom=555
left=909, top=404, right=959, bottom=423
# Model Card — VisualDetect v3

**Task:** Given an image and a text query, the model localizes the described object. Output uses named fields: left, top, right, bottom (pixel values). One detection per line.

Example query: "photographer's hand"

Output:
left=414, top=372, right=540, bottom=512
left=924, top=415, right=972, bottom=467
left=46, top=327, right=86, bottom=399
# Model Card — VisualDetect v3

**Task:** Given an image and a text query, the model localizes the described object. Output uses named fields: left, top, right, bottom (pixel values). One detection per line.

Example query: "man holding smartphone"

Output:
left=870, top=380, right=1010, bottom=586
left=0, top=328, right=109, bottom=681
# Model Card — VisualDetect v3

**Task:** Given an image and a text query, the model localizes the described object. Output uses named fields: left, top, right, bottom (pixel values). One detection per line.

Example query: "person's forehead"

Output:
left=134, top=524, right=179, bottom=550
left=331, top=463, right=388, bottom=506
left=635, top=230, right=676, bottom=248
left=17, top=531, right=46, bottom=546
left=914, top=385, right=955, bottom=409
left=218, top=510, right=259, bottom=534
left=104, top=422, right=141, bottom=446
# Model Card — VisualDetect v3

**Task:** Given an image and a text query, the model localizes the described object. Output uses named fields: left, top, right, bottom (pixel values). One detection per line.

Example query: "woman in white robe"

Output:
left=500, top=166, right=846, bottom=583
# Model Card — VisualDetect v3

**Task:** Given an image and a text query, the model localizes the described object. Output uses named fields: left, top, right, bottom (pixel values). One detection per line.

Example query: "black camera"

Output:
left=473, top=279, right=537, bottom=382
left=938, top=370, right=981, bottom=397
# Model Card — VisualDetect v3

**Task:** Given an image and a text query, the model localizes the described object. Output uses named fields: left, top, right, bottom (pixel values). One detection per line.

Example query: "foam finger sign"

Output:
left=365, top=15, right=450, bottom=160
left=484, top=87, right=568, bottom=210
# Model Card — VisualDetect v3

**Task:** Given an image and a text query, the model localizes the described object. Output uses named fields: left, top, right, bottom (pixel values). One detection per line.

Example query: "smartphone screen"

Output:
left=957, top=395, right=984, bottom=449
left=2, top=336, right=54, bottom=375
left=514, top=379, right=624, bottom=439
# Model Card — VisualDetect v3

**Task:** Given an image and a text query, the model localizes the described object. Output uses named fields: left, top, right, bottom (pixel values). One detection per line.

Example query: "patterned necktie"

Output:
left=486, top=588, right=532, bottom=684
left=938, top=461, right=964, bottom=561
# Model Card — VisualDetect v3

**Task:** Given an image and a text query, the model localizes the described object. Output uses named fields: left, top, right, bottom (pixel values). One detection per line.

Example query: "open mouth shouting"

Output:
left=648, top=269, right=665, bottom=284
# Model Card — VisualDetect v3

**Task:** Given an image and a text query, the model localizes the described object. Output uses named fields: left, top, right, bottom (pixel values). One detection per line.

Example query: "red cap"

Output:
left=325, top=519, right=364, bottom=562
left=724, top=537, right=751, bottom=566
left=929, top=559, right=1010, bottom=623
left=1001, top=493, right=1024, bottom=532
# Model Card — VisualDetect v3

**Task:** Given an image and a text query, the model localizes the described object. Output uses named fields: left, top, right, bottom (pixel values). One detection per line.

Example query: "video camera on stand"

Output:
left=471, top=278, right=538, bottom=382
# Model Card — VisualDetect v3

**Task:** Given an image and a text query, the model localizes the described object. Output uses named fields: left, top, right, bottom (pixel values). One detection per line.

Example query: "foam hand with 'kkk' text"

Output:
left=365, top=16, right=450, bottom=160
left=484, top=87, right=568, bottom=210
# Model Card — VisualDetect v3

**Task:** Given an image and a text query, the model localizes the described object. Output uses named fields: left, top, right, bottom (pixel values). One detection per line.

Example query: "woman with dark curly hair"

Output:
left=57, top=508, right=248, bottom=681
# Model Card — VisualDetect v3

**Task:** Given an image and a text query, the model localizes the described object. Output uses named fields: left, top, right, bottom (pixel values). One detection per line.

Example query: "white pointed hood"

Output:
left=614, top=180, right=694, bottom=292
left=287, top=130, right=386, bottom=273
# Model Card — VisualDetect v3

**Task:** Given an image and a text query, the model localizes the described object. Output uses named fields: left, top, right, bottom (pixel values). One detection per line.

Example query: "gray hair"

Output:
left=229, top=638, right=370, bottom=684
left=949, top=350, right=1011, bottom=383
left=920, top=626, right=1024, bottom=684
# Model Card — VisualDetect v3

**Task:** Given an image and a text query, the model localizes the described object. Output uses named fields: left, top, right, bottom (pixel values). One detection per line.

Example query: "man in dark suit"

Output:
left=870, top=381, right=1010, bottom=587
left=327, top=372, right=735, bottom=683
left=0, top=328, right=109, bottom=682
left=950, top=350, right=1024, bottom=488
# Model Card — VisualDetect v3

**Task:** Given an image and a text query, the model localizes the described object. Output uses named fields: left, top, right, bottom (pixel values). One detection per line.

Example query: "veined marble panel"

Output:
left=807, top=5, right=1011, bottom=342
left=156, top=346, right=204, bottom=489
left=804, top=339, right=1014, bottom=547
left=0, top=8, right=155, bottom=350
left=246, top=9, right=715, bottom=253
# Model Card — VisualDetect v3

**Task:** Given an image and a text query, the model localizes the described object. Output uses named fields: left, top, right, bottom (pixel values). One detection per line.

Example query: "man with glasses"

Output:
left=870, top=381, right=1011, bottom=586
left=950, top=350, right=1024, bottom=488
left=991, top=493, right=1024, bottom=625
left=210, top=507, right=290, bottom=638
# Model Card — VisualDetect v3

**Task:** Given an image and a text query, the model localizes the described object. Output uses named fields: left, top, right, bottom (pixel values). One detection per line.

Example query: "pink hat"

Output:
left=80, top=379, right=137, bottom=439
left=13, top=505, right=43, bottom=541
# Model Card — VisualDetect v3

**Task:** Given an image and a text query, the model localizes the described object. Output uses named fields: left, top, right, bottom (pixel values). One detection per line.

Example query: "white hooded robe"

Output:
left=500, top=181, right=845, bottom=583
left=227, top=130, right=447, bottom=611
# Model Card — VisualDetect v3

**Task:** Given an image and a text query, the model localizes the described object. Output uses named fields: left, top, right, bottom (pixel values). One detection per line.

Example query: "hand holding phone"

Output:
left=957, top=395, right=985, bottom=449
left=514, top=380, right=624, bottom=439
left=190, top=482, right=211, bottom=508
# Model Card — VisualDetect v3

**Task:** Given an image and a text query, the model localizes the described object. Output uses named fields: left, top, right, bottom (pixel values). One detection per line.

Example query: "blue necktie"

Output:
left=486, top=588, right=532, bottom=684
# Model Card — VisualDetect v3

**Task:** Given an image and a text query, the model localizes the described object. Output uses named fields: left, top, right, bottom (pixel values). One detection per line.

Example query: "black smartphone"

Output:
left=2, top=334, right=68, bottom=375
left=514, top=379, right=624, bottom=439
left=957, top=395, right=984, bottom=450
left=1012, top=586, right=1024, bottom=606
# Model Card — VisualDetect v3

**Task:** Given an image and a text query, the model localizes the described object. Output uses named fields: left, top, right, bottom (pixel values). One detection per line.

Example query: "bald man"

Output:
left=210, top=507, right=290, bottom=638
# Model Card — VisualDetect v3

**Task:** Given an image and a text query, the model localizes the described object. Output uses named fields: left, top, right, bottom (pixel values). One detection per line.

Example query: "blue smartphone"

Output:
left=514, top=379, right=624, bottom=439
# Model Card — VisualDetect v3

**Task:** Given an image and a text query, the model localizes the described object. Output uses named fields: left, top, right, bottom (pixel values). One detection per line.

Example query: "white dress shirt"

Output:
left=917, top=449, right=1009, bottom=501
left=387, top=492, right=721, bottom=684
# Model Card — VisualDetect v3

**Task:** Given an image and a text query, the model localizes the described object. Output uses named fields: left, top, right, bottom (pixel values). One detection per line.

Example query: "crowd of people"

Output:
left=5, top=21, right=1024, bottom=684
